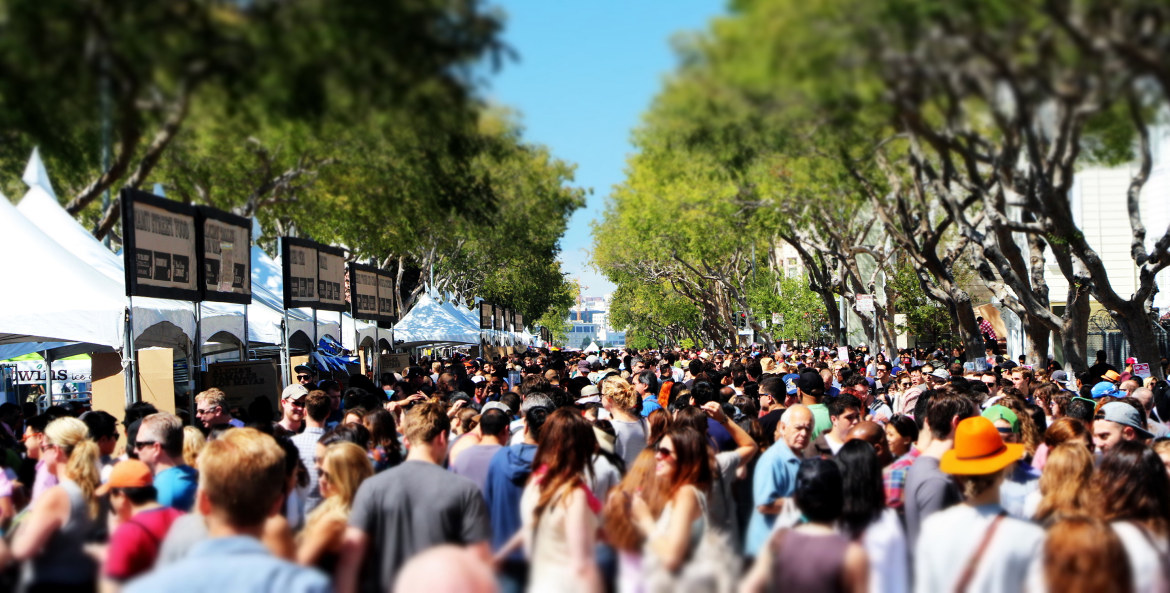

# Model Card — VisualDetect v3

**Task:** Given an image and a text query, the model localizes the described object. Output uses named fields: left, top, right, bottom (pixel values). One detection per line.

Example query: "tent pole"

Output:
left=242, top=303, right=249, bottom=361
left=43, top=351, right=52, bottom=412
left=280, top=309, right=291, bottom=386
left=313, top=310, right=318, bottom=352
left=125, top=300, right=138, bottom=408
left=192, top=302, right=201, bottom=421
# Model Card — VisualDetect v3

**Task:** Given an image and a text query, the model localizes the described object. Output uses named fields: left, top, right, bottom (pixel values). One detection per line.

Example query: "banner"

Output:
left=494, top=305, right=505, bottom=332
left=1134, top=363, right=1152, bottom=378
left=348, top=262, right=380, bottom=321
left=316, top=245, right=346, bottom=312
left=12, top=360, right=91, bottom=385
left=281, top=237, right=347, bottom=311
left=856, top=294, right=875, bottom=313
left=197, top=206, right=251, bottom=304
left=514, top=311, right=524, bottom=332
left=480, top=302, right=493, bottom=330
left=122, top=188, right=200, bottom=301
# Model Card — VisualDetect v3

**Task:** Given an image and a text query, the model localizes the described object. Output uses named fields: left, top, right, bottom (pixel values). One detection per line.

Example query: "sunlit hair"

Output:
left=997, top=395, right=1041, bottom=456
left=531, top=408, right=597, bottom=534
left=1043, top=416, right=1089, bottom=450
left=602, top=448, right=665, bottom=552
left=198, top=427, right=286, bottom=528
left=45, top=417, right=101, bottom=518
left=194, top=387, right=228, bottom=409
left=1043, top=516, right=1133, bottom=593
left=1092, top=440, right=1170, bottom=536
left=601, top=378, right=638, bottom=412
left=306, top=441, right=372, bottom=527
left=182, top=425, right=206, bottom=467
left=1034, top=443, right=1093, bottom=524
left=403, top=402, right=449, bottom=445
left=659, top=426, right=713, bottom=498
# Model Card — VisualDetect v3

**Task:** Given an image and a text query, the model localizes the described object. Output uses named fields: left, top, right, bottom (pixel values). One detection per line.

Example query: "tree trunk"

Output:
left=1112, top=302, right=1166, bottom=380
left=1023, top=314, right=1051, bottom=368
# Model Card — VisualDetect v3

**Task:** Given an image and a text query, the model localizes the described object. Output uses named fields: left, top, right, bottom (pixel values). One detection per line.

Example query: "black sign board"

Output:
left=494, top=305, right=504, bottom=333
left=377, top=272, right=396, bottom=323
left=281, top=237, right=347, bottom=312
left=514, top=312, right=524, bottom=332
left=479, top=302, right=493, bottom=330
left=196, top=206, right=252, bottom=304
left=122, top=188, right=200, bottom=301
left=348, top=262, right=382, bottom=322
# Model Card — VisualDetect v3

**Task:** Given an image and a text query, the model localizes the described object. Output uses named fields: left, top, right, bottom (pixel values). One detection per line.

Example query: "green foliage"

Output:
left=750, top=272, right=829, bottom=343
left=888, top=262, right=952, bottom=344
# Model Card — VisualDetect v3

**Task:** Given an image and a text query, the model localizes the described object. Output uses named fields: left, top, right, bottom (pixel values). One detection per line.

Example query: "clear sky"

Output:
left=484, top=0, right=726, bottom=299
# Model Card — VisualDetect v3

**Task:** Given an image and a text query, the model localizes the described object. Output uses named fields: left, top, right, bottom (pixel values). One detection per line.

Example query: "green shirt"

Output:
left=808, top=403, right=832, bottom=440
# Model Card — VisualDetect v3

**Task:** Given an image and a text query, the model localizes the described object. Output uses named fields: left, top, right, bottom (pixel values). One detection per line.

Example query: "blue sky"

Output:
left=484, top=0, right=726, bottom=299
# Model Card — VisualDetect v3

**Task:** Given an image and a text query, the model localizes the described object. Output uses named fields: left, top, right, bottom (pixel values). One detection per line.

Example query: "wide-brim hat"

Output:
left=941, top=416, right=1024, bottom=476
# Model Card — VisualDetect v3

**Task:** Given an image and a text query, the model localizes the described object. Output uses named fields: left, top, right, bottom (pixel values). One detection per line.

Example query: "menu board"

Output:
left=480, top=302, right=493, bottom=330
left=348, top=263, right=380, bottom=321
left=281, top=237, right=347, bottom=311
left=197, top=206, right=251, bottom=304
left=377, top=273, right=396, bottom=322
left=122, top=188, right=200, bottom=301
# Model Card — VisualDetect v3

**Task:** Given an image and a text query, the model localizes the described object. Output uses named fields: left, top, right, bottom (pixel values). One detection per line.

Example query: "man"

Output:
left=848, top=420, right=893, bottom=466
left=884, top=402, right=929, bottom=511
left=101, top=459, right=185, bottom=587
left=137, top=412, right=198, bottom=512
left=81, top=410, right=119, bottom=482
left=634, top=370, right=662, bottom=416
left=796, top=372, right=832, bottom=439
left=1093, top=401, right=1153, bottom=454
left=318, top=380, right=344, bottom=425
left=757, top=376, right=787, bottom=442
left=904, top=391, right=977, bottom=551
left=806, top=394, right=862, bottom=458
left=450, top=407, right=510, bottom=493
left=338, top=402, right=490, bottom=593
left=125, top=429, right=329, bottom=593
left=874, top=361, right=893, bottom=390
left=744, top=404, right=812, bottom=557
left=1132, top=387, right=1170, bottom=436
left=292, top=390, right=331, bottom=514
left=1119, top=379, right=1141, bottom=398
left=1086, top=350, right=1118, bottom=386
left=194, top=388, right=243, bottom=430
left=485, top=405, right=549, bottom=593
left=1010, top=367, right=1034, bottom=399
left=276, top=384, right=308, bottom=435
left=294, top=364, right=318, bottom=389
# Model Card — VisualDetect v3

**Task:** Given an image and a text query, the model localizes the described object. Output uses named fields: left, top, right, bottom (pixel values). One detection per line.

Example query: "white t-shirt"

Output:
left=860, top=508, right=909, bottom=593
left=915, top=503, right=1044, bottom=593
left=1113, top=521, right=1170, bottom=593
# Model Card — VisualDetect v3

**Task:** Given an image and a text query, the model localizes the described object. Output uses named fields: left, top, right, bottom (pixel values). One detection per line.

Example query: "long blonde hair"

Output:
left=1034, top=443, right=1094, bottom=524
left=304, top=442, right=372, bottom=529
left=45, top=417, right=101, bottom=518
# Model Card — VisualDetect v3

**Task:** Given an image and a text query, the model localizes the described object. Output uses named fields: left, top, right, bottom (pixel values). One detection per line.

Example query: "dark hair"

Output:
left=888, top=414, right=919, bottom=442
left=531, top=409, right=597, bottom=533
left=1092, top=440, right=1170, bottom=536
left=275, top=434, right=308, bottom=490
left=1065, top=397, right=1096, bottom=426
left=674, top=406, right=709, bottom=436
left=479, top=409, right=510, bottom=437
left=248, top=397, right=275, bottom=425
left=690, top=382, right=718, bottom=407
left=501, top=392, right=521, bottom=416
left=835, top=440, right=884, bottom=538
left=794, top=458, right=844, bottom=523
left=81, top=410, right=118, bottom=441
left=115, top=485, right=158, bottom=506
left=828, top=394, right=862, bottom=418
left=759, top=376, right=785, bottom=399
left=304, top=391, right=331, bottom=422
left=926, top=392, right=977, bottom=440
left=525, top=406, right=551, bottom=441
left=362, top=409, right=402, bottom=466
left=123, top=402, right=158, bottom=427
left=318, top=379, right=341, bottom=393
left=25, top=413, right=50, bottom=434
left=660, top=426, right=713, bottom=497
left=319, top=423, right=370, bottom=451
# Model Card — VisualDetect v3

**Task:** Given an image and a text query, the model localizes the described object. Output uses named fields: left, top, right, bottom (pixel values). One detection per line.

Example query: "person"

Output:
left=337, top=402, right=491, bottom=593
left=22, top=413, right=57, bottom=503
left=100, top=459, right=185, bottom=589
left=392, top=544, right=498, bottom=593
left=744, top=404, right=812, bottom=557
left=601, top=379, right=648, bottom=467
left=514, top=408, right=602, bottom=593
left=981, top=404, right=1040, bottom=519
left=125, top=428, right=329, bottom=593
left=361, top=409, right=402, bottom=473
left=1091, top=440, right=1170, bottom=593
left=674, top=402, right=759, bottom=549
left=631, top=426, right=712, bottom=577
left=81, top=410, right=119, bottom=482
left=1041, top=516, right=1133, bottom=593
left=602, top=449, right=664, bottom=593
left=182, top=426, right=206, bottom=467
left=451, top=407, right=510, bottom=493
left=277, top=385, right=309, bottom=435
left=137, top=412, right=198, bottom=512
left=740, top=458, right=868, bottom=593
left=10, top=416, right=101, bottom=592
left=635, top=371, right=663, bottom=417
left=292, top=390, right=331, bottom=515
left=1093, top=401, right=1153, bottom=454
left=806, top=394, right=862, bottom=458
left=796, top=372, right=832, bottom=439
left=294, top=365, right=318, bottom=389
left=915, top=416, right=1044, bottom=593
left=836, top=440, right=908, bottom=593
left=485, top=403, right=548, bottom=593
left=297, top=442, right=373, bottom=572
left=904, top=391, right=977, bottom=550
left=847, top=421, right=893, bottom=467
left=1028, top=443, right=1093, bottom=525
left=756, top=376, right=787, bottom=440
left=884, top=414, right=917, bottom=460
left=1086, top=350, right=1118, bottom=386
left=1010, top=367, right=1035, bottom=399
left=194, top=388, right=244, bottom=430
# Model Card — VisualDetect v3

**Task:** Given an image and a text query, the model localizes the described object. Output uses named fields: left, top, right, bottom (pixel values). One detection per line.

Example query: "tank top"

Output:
left=769, top=529, right=850, bottom=593
left=21, top=479, right=97, bottom=588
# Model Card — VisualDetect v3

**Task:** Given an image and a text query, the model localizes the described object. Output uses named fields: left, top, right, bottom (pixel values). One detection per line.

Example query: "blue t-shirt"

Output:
left=745, top=441, right=801, bottom=557
left=155, top=465, right=198, bottom=512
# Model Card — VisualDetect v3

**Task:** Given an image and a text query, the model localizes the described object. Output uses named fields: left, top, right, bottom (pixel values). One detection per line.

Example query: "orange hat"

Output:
left=1103, top=370, right=1121, bottom=383
left=940, top=417, right=1024, bottom=476
left=96, top=459, right=154, bottom=496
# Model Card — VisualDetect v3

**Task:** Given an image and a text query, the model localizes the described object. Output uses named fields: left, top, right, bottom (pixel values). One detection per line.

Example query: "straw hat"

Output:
left=940, top=416, right=1024, bottom=476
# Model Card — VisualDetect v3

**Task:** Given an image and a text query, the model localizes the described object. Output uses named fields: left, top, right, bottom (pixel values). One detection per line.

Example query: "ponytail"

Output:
left=66, top=438, right=101, bottom=518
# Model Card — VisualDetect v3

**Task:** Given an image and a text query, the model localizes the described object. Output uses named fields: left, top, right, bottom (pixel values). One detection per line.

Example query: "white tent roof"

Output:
left=585, top=341, right=600, bottom=353
left=395, top=293, right=481, bottom=345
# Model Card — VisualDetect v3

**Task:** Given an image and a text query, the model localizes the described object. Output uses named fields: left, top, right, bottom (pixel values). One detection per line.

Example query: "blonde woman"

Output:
left=182, top=425, right=206, bottom=467
left=296, top=442, right=373, bottom=572
left=11, top=416, right=101, bottom=591
left=601, top=379, right=646, bottom=468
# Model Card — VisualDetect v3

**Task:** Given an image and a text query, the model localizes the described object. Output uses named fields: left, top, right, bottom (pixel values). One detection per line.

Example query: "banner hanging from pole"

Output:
left=196, top=206, right=252, bottom=304
left=281, top=237, right=347, bottom=312
left=121, top=188, right=199, bottom=301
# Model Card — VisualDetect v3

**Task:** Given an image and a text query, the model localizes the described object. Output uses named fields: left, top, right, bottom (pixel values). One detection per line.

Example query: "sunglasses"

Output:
left=288, top=399, right=306, bottom=408
left=297, top=375, right=312, bottom=381
left=655, top=446, right=675, bottom=459
left=135, top=440, right=158, bottom=450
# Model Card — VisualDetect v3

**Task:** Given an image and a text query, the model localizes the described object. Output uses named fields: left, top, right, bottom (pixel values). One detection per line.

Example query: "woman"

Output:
left=1042, top=516, right=1132, bottom=593
left=884, top=415, right=917, bottom=459
left=602, top=379, right=648, bottom=468
left=342, top=407, right=367, bottom=427
left=673, top=404, right=758, bottom=550
left=740, top=458, right=868, bottom=593
left=645, top=408, right=671, bottom=444
left=11, top=417, right=100, bottom=592
left=1031, top=417, right=1091, bottom=470
left=1028, top=443, right=1093, bottom=525
left=1091, top=440, right=1170, bottom=593
left=296, top=442, right=373, bottom=572
left=520, top=408, right=602, bottom=593
left=836, top=440, right=908, bottom=593
left=631, top=426, right=711, bottom=576
left=603, top=449, right=663, bottom=593
left=361, top=409, right=402, bottom=473
left=182, top=425, right=206, bottom=468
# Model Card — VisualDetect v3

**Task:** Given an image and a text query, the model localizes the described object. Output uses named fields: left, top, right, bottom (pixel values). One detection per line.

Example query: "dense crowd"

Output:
left=0, top=345, right=1166, bottom=592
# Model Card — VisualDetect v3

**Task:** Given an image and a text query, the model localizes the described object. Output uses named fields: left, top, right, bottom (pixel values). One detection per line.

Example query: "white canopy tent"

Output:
left=395, top=294, right=481, bottom=345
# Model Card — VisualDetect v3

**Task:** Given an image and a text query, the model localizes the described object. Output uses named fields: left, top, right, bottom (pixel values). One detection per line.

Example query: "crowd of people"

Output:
left=0, top=345, right=1166, bottom=592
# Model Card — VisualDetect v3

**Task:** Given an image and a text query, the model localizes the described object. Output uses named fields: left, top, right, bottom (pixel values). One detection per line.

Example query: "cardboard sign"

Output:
left=381, top=353, right=411, bottom=375
left=1134, top=363, right=1152, bottom=378
left=204, top=360, right=280, bottom=413
left=122, top=188, right=200, bottom=301
left=856, top=294, right=875, bottom=313
left=197, top=206, right=251, bottom=304
left=348, top=263, right=380, bottom=321
left=838, top=346, right=850, bottom=361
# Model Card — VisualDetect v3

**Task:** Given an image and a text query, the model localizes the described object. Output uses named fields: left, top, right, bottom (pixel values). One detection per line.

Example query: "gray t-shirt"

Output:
left=349, top=460, right=491, bottom=593
left=903, top=455, right=960, bottom=552
left=156, top=512, right=209, bottom=566
left=611, top=419, right=647, bottom=468
left=450, top=444, right=503, bottom=494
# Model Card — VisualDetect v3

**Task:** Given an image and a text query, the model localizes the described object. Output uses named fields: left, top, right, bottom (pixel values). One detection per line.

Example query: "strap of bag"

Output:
left=954, top=512, right=1007, bottom=593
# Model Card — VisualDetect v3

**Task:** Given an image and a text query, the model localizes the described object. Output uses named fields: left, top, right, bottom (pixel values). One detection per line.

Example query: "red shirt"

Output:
left=105, top=507, right=185, bottom=580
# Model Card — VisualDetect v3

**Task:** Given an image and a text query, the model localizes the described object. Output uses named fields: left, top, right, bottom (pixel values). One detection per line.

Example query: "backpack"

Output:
left=643, top=486, right=740, bottom=593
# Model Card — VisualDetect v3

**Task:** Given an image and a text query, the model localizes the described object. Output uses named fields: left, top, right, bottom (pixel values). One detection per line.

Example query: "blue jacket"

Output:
left=484, top=443, right=537, bottom=559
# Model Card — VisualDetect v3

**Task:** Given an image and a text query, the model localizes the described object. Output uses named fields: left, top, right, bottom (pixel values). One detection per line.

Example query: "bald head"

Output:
left=394, top=545, right=497, bottom=593
left=780, top=404, right=813, bottom=453
left=848, top=421, right=883, bottom=446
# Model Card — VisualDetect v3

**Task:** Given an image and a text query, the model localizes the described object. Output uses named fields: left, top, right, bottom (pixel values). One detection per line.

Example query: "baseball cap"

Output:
left=293, top=364, right=315, bottom=375
left=482, top=402, right=512, bottom=416
left=576, top=384, right=601, bottom=404
left=797, top=372, right=825, bottom=396
left=930, top=368, right=950, bottom=382
left=1099, top=402, right=1153, bottom=439
left=782, top=373, right=800, bottom=396
left=95, top=459, right=154, bottom=496
left=1091, top=381, right=1120, bottom=399
left=1126, top=357, right=1137, bottom=365
left=981, top=405, right=1020, bottom=434
left=282, top=384, right=309, bottom=401
left=470, top=375, right=486, bottom=384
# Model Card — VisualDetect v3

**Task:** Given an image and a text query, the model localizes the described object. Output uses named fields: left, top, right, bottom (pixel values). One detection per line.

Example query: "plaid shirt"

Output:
left=978, top=318, right=997, bottom=341
left=882, top=445, right=921, bottom=510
